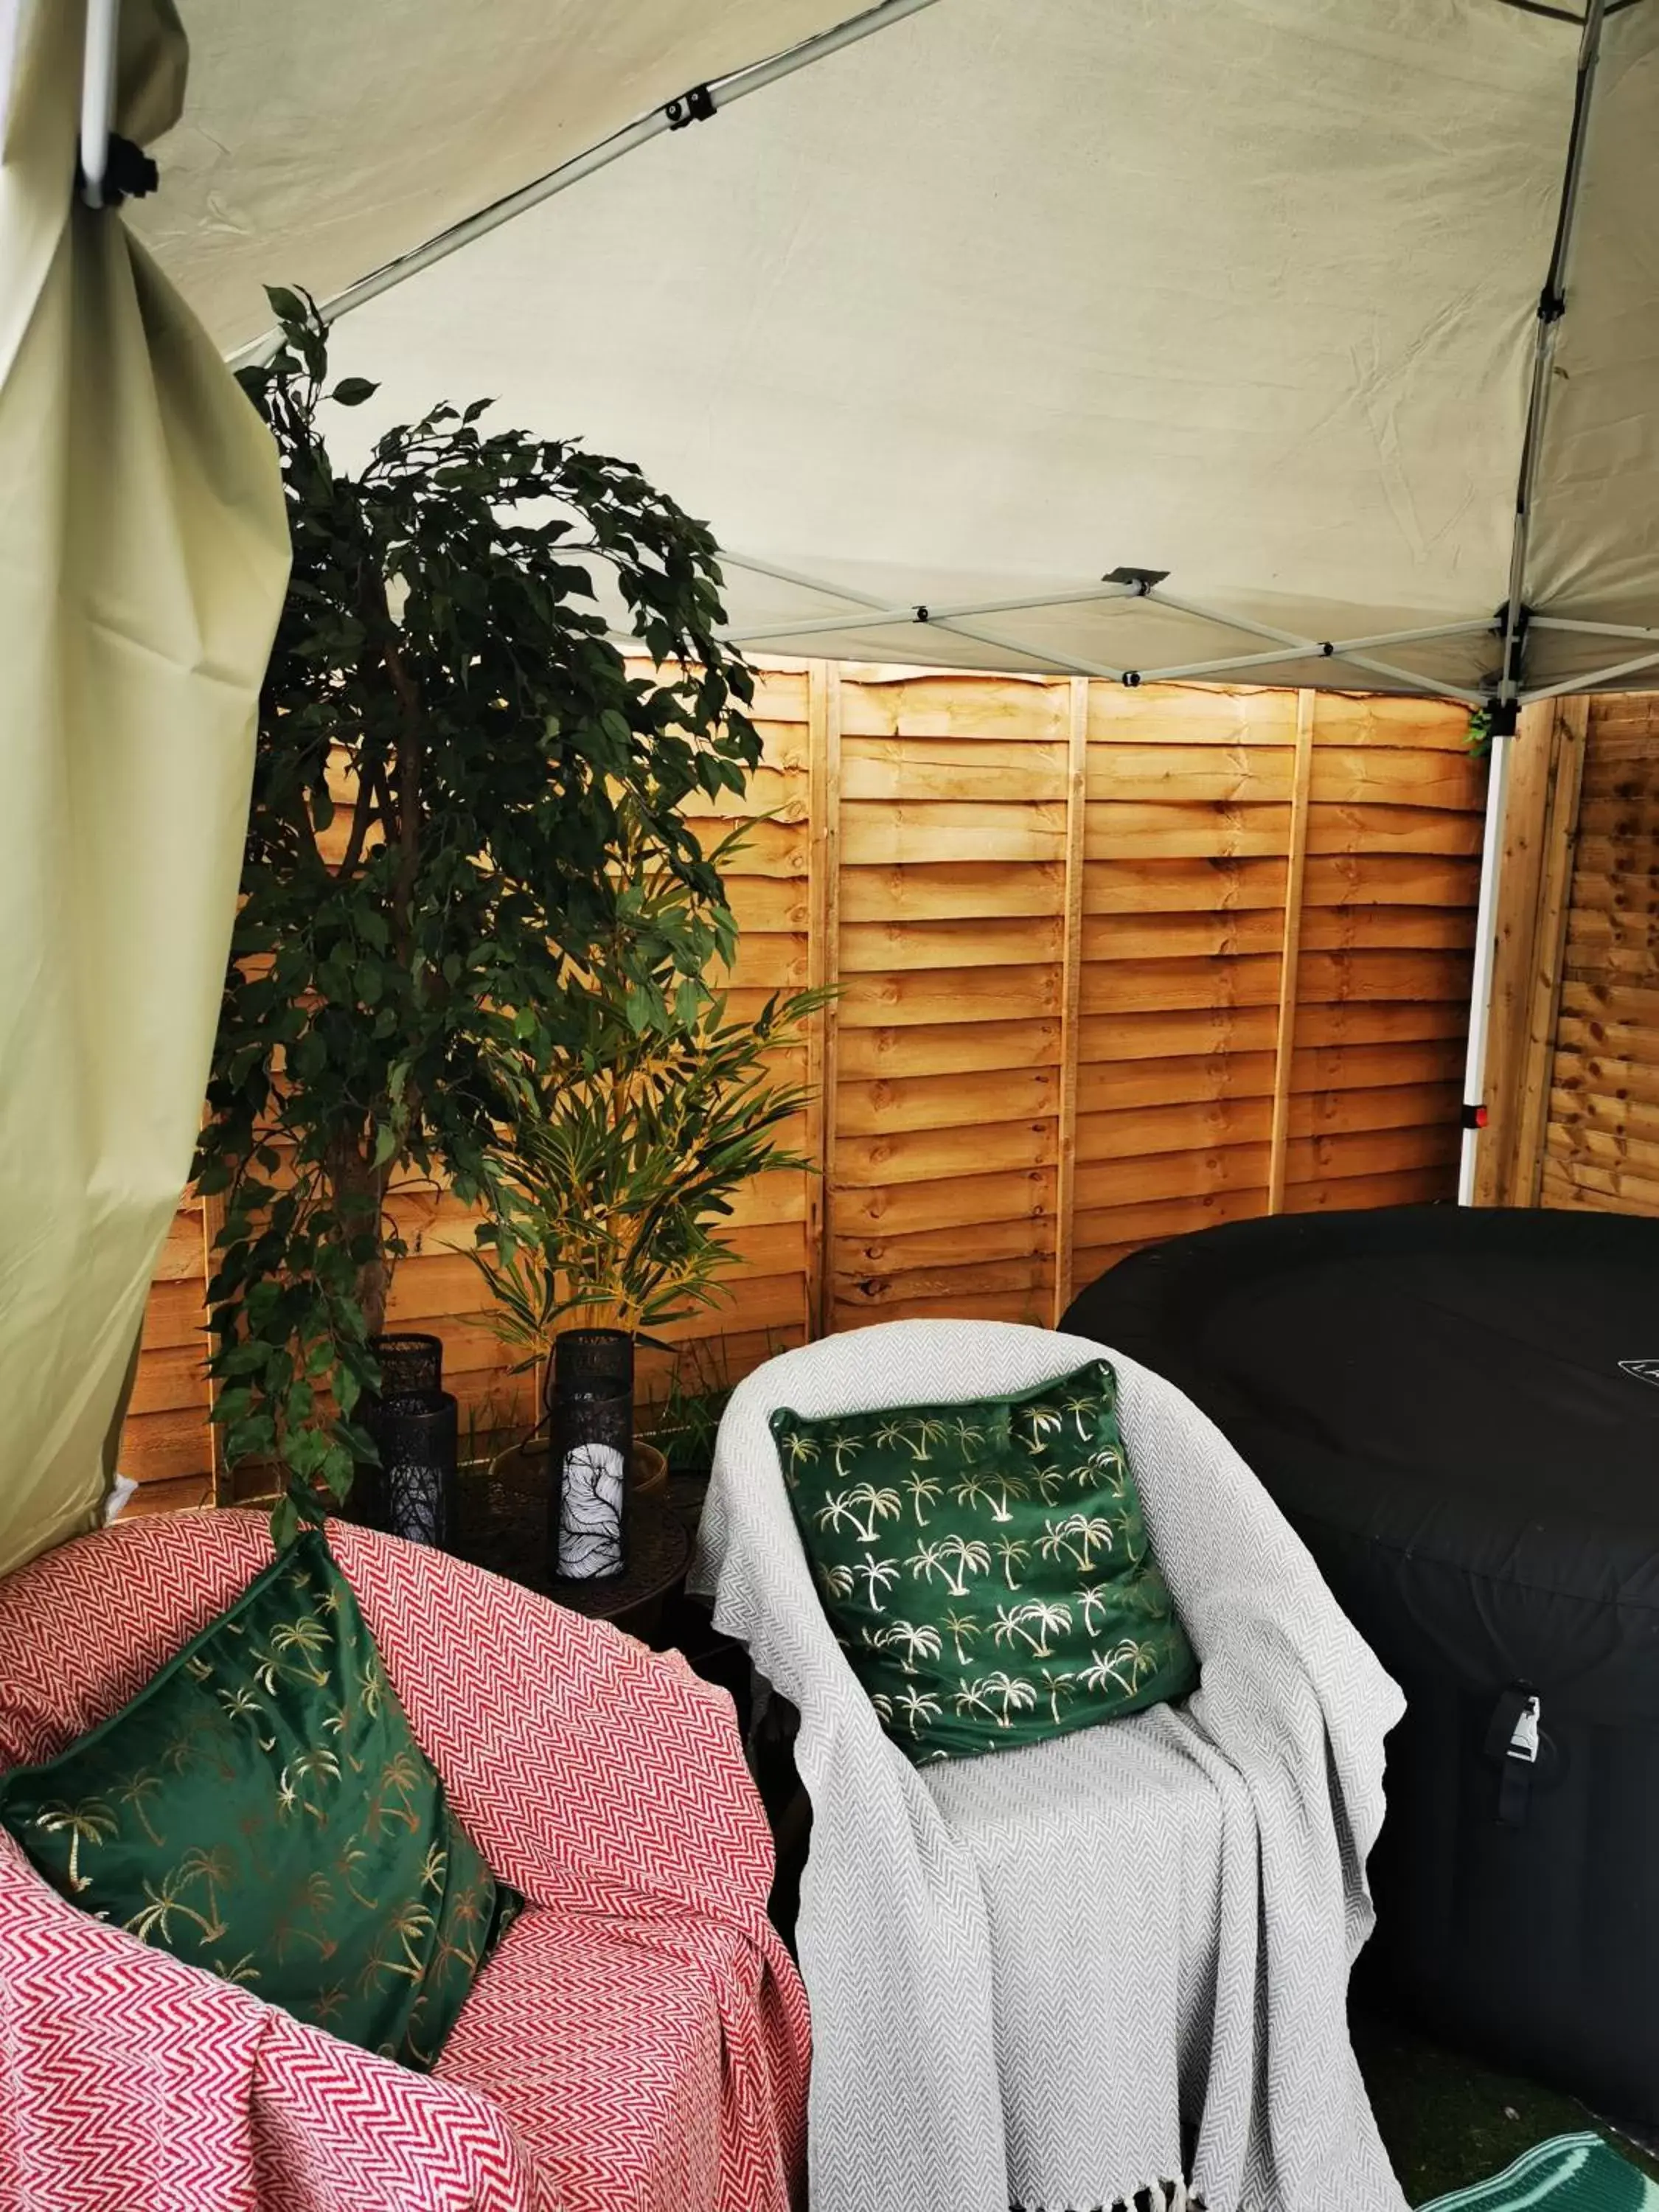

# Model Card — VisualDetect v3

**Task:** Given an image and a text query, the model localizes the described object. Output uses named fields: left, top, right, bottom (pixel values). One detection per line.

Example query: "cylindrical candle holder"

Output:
left=371, top=1391, right=459, bottom=1548
left=546, top=1327, right=634, bottom=1420
left=372, top=1332, right=445, bottom=1402
left=360, top=1331, right=456, bottom=1545
left=549, top=1328, right=633, bottom=1580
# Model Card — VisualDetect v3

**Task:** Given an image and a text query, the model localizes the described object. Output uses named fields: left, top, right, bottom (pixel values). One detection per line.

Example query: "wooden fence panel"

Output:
left=830, top=669, right=1067, bottom=1331
left=1281, top=693, right=1482, bottom=1218
left=120, top=666, right=1481, bottom=1499
left=1539, top=694, right=1659, bottom=1218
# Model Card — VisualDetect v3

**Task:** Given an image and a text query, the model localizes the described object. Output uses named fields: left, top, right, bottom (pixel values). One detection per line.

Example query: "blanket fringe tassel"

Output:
left=1014, top=2180, right=1205, bottom=2212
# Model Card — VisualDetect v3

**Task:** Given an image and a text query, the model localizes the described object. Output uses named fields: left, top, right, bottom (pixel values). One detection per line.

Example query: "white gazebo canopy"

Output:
left=137, top=0, right=1659, bottom=710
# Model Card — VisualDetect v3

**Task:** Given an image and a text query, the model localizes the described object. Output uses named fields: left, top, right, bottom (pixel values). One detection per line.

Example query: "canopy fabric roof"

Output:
left=136, top=0, right=1659, bottom=703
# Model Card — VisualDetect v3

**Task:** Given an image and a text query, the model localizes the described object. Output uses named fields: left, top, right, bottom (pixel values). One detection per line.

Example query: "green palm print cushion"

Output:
left=0, top=1531, right=518, bottom=2070
left=771, top=1358, right=1198, bottom=1764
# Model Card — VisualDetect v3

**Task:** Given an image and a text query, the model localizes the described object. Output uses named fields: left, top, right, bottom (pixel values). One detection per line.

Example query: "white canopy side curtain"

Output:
left=0, top=0, right=288, bottom=1573
left=138, top=0, right=1659, bottom=1210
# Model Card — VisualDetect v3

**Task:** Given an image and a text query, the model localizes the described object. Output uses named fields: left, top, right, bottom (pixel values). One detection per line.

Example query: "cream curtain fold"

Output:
left=0, top=0, right=288, bottom=1573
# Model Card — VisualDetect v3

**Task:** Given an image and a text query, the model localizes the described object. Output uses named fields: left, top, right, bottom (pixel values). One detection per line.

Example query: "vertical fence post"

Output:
left=1051, top=677, right=1089, bottom=1324
left=1266, top=688, right=1315, bottom=1215
left=1512, top=697, right=1589, bottom=1206
left=198, top=1175, right=227, bottom=1503
left=806, top=661, right=842, bottom=1339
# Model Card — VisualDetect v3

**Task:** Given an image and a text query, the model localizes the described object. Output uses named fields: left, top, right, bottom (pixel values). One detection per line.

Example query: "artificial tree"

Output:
left=198, top=290, right=760, bottom=1541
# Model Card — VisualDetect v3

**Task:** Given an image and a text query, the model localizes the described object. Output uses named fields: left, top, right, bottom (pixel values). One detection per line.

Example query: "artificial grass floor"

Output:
left=1354, top=2011, right=1659, bottom=2207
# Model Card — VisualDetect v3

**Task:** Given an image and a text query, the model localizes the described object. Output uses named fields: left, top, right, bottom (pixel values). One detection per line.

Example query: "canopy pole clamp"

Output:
left=1102, top=568, right=1169, bottom=689
left=664, top=84, right=717, bottom=130
left=74, top=136, right=158, bottom=208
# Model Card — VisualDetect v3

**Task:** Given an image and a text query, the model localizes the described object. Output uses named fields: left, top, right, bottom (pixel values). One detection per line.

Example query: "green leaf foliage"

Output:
left=470, top=815, right=828, bottom=1369
left=204, top=287, right=762, bottom=1537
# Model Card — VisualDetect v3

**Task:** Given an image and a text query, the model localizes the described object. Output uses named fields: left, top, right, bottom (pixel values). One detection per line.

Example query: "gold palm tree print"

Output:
left=34, top=1798, right=116, bottom=1893
left=114, top=1769, right=166, bottom=1847
left=942, top=1610, right=981, bottom=1664
left=902, top=1470, right=944, bottom=1526
left=782, top=1362, right=1192, bottom=1766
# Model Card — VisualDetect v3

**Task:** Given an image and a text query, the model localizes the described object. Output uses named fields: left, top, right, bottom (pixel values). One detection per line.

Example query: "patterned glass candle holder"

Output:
left=372, top=1332, right=444, bottom=1402
left=371, top=1392, right=459, bottom=1548
left=549, top=1329, right=633, bottom=1581
left=546, top=1326, right=634, bottom=1419
left=362, top=1331, right=457, bottom=1547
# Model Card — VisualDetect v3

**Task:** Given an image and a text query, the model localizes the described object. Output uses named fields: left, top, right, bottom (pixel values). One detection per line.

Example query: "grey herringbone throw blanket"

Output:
left=692, top=1321, right=1407, bottom=2212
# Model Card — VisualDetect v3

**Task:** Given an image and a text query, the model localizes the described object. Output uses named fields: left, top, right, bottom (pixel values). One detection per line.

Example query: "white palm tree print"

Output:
left=779, top=1430, right=821, bottom=1475
left=1013, top=1598, right=1072, bottom=1658
left=1083, top=1447, right=1130, bottom=1499
left=1079, top=1639, right=1161, bottom=1697
left=953, top=1680, right=997, bottom=1722
left=942, top=1610, right=981, bottom=1663
left=906, top=1417, right=953, bottom=1463
left=844, top=1483, right=902, bottom=1543
left=906, top=1535, right=991, bottom=1596
left=981, top=1671, right=1038, bottom=1726
left=991, top=1602, right=1040, bottom=1655
left=849, top=1554, right=902, bottom=1611
left=895, top=1686, right=943, bottom=1738
left=1057, top=1385, right=1102, bottom=1439
left=1060, top=1513, right=1117, bottom=1568
left=828, top=1427, right=866, bottom=1478
left=992, top=1535, right=1029, bottom=1588
left=1040, top=1514, right=1115, bottom=1572
left=1113, top=1638, right=1164, bottom=1690
left=817, top=1561, right=856, bottom=1601
left=984, top=1468, right=1030, bottom=1522
left=1040, top=1666, right=1079, bottom=1724
left=815, top=1489, right=866, bottom=1537
left=902, top=1470, right=944, bottom=1526
left=950, top=1470, right=997, bottom=1517
left=933, top=1533, right=992, bottom=1596
left=1079, top=1582, right=1117, bottom=1634
left=1021, top=1403, right=1064, bottom=1453
left=878, top=1620, right=943, bottom=1674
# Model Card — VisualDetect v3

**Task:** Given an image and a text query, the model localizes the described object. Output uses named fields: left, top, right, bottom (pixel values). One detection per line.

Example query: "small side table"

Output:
left=455, top=1455, right=691, bottom=1645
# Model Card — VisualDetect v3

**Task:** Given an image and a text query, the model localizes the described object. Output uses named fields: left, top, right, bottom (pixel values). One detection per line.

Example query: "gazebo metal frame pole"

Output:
left=214, top=0, right=1655, bottom=1222
left=724, top=554, right=1502, bottom=697
left=228, top=0, right=944, bottom=372
left=1459, top=0, right=1607, bottom=1202
left=77, top=0, right=120, bottom=207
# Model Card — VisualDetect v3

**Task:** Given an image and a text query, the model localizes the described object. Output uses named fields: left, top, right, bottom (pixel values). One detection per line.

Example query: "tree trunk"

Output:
left=325, top=1132, right=392, bottom=1340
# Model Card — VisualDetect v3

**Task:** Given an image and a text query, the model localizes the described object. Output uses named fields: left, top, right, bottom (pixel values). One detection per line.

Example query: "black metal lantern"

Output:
left=548, top=1328, right=633, bottom=1579
left=363, top=1331, right=458, bottom=1548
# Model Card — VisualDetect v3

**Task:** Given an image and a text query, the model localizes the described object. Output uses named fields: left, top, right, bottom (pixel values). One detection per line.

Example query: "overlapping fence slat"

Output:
left=121, top=667, right=1482, bottom=1500
left=1539, top=695, right=1659, bottom=1217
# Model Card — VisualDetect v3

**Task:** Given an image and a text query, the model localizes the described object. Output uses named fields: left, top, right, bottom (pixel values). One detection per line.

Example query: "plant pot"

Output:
left=489, top=1436, right=550, bottom=1488
left=632, top=1439, right=668, bottom=1497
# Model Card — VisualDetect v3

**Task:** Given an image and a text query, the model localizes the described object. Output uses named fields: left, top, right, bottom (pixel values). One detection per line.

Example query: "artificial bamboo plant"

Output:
left=470, top=813, right=824, bottom=1398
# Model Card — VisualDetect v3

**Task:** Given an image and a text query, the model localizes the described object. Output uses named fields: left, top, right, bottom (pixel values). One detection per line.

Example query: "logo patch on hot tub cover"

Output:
left=1618, top=1359, right=1659, bottom=1388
